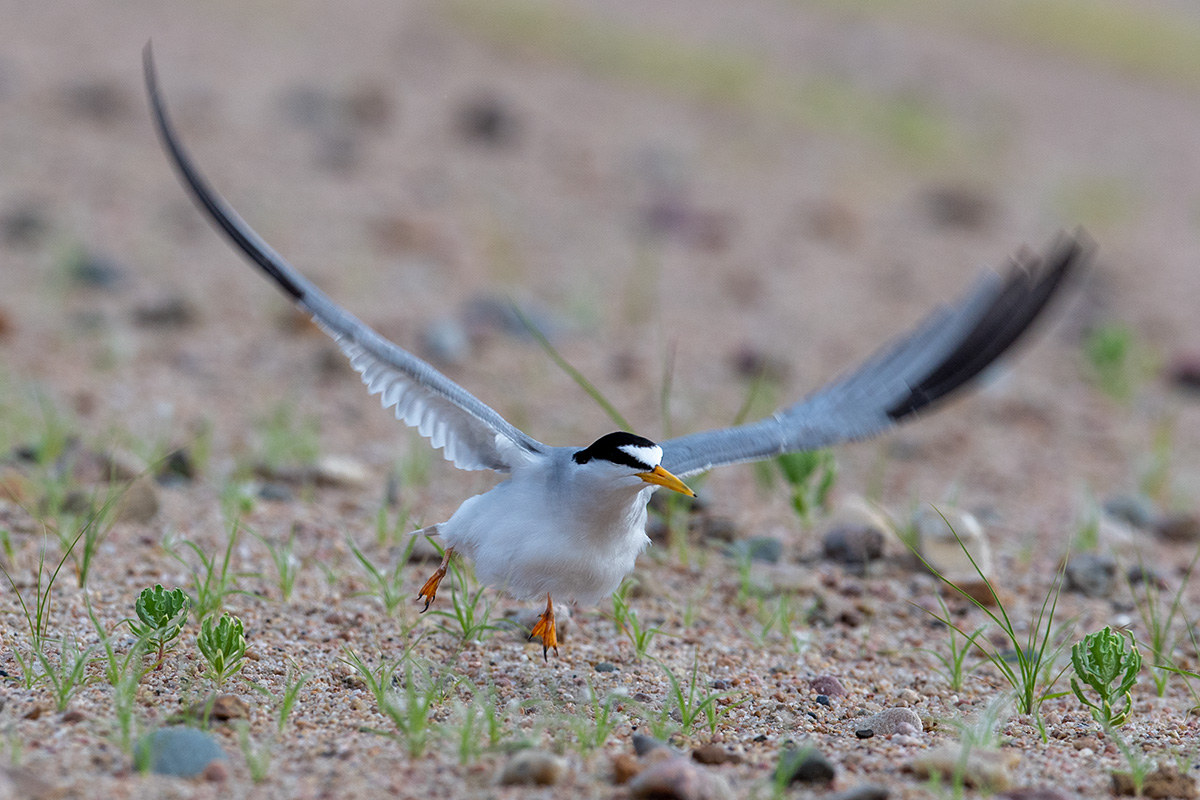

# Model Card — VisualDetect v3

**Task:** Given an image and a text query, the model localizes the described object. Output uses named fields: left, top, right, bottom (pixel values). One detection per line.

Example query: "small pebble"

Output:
left=1166, top=352, right=1200, bottom=394
left=131, top=296, right=199, bottom=328
left=628, top=757, right=734, bottom=800
left=724, top=536, right=783, bottom=564
left=257, top=483, right=293, bottom=502
left=612, top=752, right=641, bottom=784
left=498, top=749, right=567, bottom=787
left=911, top=745, right=1018, bottom=791
left=135, top=727, right=228, bottom=778
left=1156, top=513, right=1200, bottom=543
left=456, top=92, right=520, bottom=147
left=998, top=789, right=1073, bottom=800
left=830, top=785, right=890, bottom=800
left=922, top=183, right=995, bottom=231
left=855, top=729, right=874, bottom=739
left=1103, top=494, right=1159, bottom=530
left=692, top=744, right=741, bottom=765
left=186, top=694, right=250, bottom=723
left=633, top=733, right=668, bottom=757
left=67, top=251, right=126, bottom=289
left=1065, top=552, right=1117, bottom=597
left=595, top=662, right=618, bottom=673
left=859, top=707, right=922, bottom=735
left=913, top=505, right=992, bottom=580
left=815, top=695, right=831, bottom=707
left=1112, top=763, right=1197, bottom=798
left=809, top=675, right=847, bottom=697
left=775, top=747, right=836, bottom=785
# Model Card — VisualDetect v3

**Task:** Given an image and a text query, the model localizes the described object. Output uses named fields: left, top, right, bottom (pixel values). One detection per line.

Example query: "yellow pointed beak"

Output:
left=638, top=465, right=695, bottom=497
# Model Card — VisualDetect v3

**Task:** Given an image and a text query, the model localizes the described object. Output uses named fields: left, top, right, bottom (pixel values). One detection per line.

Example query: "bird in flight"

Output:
left=143, top=47, right=1087, bottom=660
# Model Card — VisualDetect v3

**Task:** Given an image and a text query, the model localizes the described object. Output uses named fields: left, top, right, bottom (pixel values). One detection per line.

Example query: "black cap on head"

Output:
left=572, top=432, right=661, bottom=470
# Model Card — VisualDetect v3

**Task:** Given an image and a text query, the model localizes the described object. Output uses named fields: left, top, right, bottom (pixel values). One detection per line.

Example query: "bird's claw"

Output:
left=528, top=594, right=558, bottom=662
left=416, top=566, right=446, bottom=613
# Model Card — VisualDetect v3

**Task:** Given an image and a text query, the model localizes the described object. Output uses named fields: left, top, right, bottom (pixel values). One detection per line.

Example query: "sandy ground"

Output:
left=2, top=1, right=1200, bottom=798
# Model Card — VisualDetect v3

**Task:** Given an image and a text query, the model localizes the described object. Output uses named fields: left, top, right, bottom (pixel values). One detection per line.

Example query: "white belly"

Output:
left=437, top=480, right=653, bottom=605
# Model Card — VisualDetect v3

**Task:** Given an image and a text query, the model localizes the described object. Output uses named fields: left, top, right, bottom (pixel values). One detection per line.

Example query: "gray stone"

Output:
left=725, top=536, right=782, bottom=564
left=1103, top=494, right=1159, bottom=530
left=775, top=747, right=836, bottom=785
left=830, top=785, right=890, bottom=800
left=135, top=727, right=228, bottom=777
left=633, top=733, right=669, bottom=757
left=859, top=707, right=922, bottom=735
left=1065, top=552, right=1117, bottom=597
left=913, top=505, right=991, bottom=581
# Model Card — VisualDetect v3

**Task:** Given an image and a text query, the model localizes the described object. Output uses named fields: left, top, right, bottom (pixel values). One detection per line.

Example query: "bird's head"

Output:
left=571, top=432, right=695, bottom=497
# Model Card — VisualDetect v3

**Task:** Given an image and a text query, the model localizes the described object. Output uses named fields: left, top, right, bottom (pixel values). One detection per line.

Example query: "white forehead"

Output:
left=620, top=443, right=663, bottom=468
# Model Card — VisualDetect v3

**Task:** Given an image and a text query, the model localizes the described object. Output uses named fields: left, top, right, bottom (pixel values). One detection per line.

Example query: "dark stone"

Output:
left=822, top=524, right=885, bottom=565
left=1065, top=553, right=1117, bottom=597
left=257, top=483, right=293, bottom=502
left=815, top=695, right=831, bottom=706
left=633, top=733, right=668, bottom=757
left=775, top=747, right=836, bottom=785
left=595, top=662, right=618, bottom=673
left=830, top=786, right=890, bottom=800
left=1103, top=494, right=1159, bottom=530
left=457, top=92, right=520, bottom=147
left=1, top=205, right=48, bottom=247
left=725, top=536, right=783, bottom=564
left=1156, top=513, right=1200, bottom=543
left=131, top=296, right=199, bottom=328
left=67, top=252, right=125, bottom=290
left=62, top=79, right=131, bottom=123
left=855, top=729, right=875, bottom=739
left=922, top=184, right=995, bottom=231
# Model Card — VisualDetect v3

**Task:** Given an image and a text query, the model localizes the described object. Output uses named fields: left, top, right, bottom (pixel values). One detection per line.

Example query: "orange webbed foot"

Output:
left=527, top=594, right=558, bottom=662
left=415, top=547, right=454, bottom=613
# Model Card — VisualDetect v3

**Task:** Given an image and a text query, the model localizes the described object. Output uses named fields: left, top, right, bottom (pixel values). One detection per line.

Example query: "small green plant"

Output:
left=773, top=449, right=837, bottom=527
left=429, top=557, right=501, bottom=643
left=38, top=635, right=97, bottom=712
left=611, top=580, right=662, bottom=660
left=1070, top=626, right=1141, bottom=728
left=656, top=650, right=737, bottom=738
left=916, top=595, right=985, bottom=692
left=251, top=527, right=301, bottom=603
left=197, top=612, right=247, bottom=688
left=1083, top=322, right=1139, bottom=401
left=569, top=681, right=621, bottom=758
left=129, top=584, right=189, bottom=669
left=1127, top=546, right=1199, bottom=696
left=340, top=648, right=444, bottom=757
left=906, top=506, right=1073, bottom=728
left=86, top=595, right=146, bottom=753
left=0, top=526, right=86, bottom=688
left=277, top=663, right=312, bottom=733
left=258, top=402, right=321, bottom=472
left=347, top=536, right=411, bottom=616
left=167, top=519, right=247, bottom=620
left=236, top=722, right=271, bottom=783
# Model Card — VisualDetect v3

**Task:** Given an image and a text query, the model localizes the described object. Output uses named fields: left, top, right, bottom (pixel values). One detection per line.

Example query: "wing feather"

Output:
left=144, top=46, right=547, bottom=473
left=660, top=235, right=1088, bottom=478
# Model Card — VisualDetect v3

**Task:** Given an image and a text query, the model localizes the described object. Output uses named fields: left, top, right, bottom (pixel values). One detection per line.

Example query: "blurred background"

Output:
left=2, top=0, right=1199, bottom=524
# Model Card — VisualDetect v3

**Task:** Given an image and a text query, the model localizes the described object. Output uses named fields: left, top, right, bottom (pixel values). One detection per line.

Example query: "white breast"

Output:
left=435, top=460, right=653, bottom=605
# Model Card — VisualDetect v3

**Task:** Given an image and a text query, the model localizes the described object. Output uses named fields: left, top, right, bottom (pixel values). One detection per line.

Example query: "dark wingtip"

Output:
left=884, top=231, right=1090, bottom=421
left=142, top=47, right=307, bottom=303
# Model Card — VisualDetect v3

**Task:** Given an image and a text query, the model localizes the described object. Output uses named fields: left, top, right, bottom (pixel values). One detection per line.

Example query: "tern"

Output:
left=144, top=48, right=1086, bottom=659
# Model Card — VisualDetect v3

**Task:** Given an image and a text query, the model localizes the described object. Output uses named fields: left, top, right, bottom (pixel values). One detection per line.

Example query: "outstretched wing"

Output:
left=144, top=46, right=548, bottom=472
left=660, top=235, right=1087, bottom=478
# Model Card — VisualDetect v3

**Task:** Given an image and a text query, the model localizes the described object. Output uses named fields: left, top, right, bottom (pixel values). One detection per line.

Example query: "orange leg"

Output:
left=416, top=546, right=454, bottom=612
left=527, top=593, right=558, bottom=662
